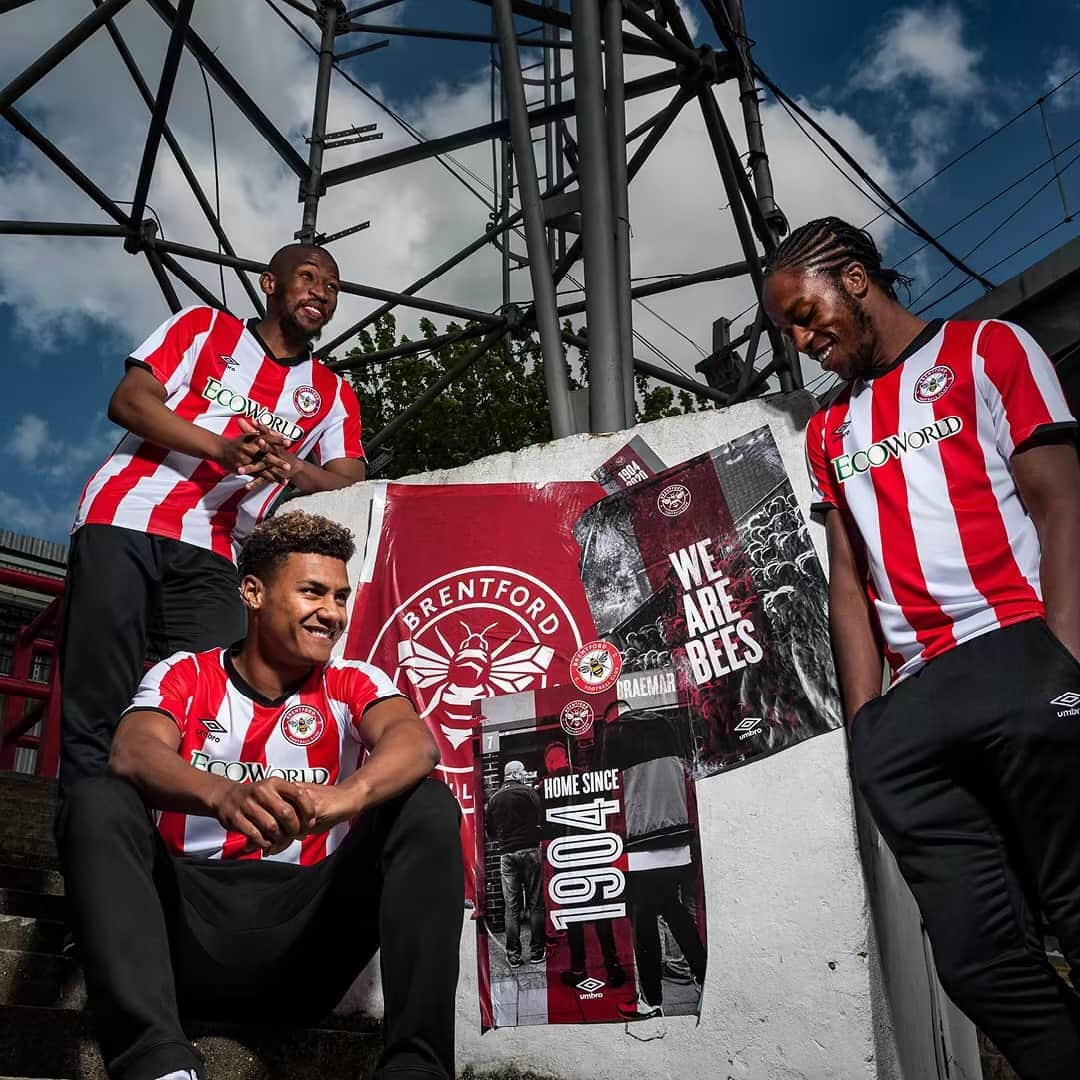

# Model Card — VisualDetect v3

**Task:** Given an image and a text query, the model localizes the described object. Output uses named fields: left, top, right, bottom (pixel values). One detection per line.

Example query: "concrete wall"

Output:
left=300, top=391, right=979, bottom=1080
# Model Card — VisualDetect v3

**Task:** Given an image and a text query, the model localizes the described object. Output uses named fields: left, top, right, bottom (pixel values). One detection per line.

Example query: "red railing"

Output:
left=0, top=566, right=64, bottom=777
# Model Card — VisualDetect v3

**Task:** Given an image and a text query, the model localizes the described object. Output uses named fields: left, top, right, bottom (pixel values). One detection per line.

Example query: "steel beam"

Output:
left=298, top=0, right=340, bottom=244
left=145, top=248, right=182, bottom=313
left=605, top=0, right=635, bottom=426
left=0, top=0, right=40, bottom=13
left=328, top=322, right=494, bottom=372
left=620, top=0, right=704, bottom=69
left=157, top=251, right=228, bottom=310
left=1, top=107, right=131, bottom=226
left=145, top=0, right=308, bottom=179
left=493, top=0, right=575, bottom=439
left=0, top=0, right=133, bottom=112
left=150, top=239, right=506, bottom=325
left=557, top=260, right=747, bottom=316
left=572, top=0, right=623, bottom=432
left=365, top=327, right=510, bottom=451
left=126, top=0, right=194, bottom=249
left=339, top=22, right=573, bottom=46
left=96, top=7, right=265, bottom=315
left=320, top=68, right=681, bottom=188
left=0, top=220, right=127, bottom=237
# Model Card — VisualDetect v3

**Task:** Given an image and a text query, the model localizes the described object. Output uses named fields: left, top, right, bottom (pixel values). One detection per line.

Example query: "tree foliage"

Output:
left=346, top=315, right=703, bottom=479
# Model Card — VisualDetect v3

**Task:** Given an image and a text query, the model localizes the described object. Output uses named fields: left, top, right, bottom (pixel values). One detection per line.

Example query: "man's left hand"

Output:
left=292, top=782, right=365, bottom=835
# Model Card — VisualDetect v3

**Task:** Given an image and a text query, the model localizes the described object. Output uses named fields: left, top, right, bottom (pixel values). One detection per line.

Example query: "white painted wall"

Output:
left=301, top=391, right=980, bottom=1079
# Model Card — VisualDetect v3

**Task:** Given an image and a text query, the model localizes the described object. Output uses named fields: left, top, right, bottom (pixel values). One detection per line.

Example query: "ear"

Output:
left=840, top=261, right=870, bottom=301
left=240, top=574, right=266, bottom=612
left=259, top=271, right=275, bottom=299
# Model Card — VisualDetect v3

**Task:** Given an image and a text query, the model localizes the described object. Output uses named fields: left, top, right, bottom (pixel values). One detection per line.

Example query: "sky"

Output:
left=1, top=0, right=1078, bottom=543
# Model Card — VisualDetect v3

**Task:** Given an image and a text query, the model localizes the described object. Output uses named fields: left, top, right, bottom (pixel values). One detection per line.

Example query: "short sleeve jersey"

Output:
left=805, top=318, right=1076, bottom=682
left=73, top=306, right=365, bottom=562
left=126, top=648, right=400, bottom=864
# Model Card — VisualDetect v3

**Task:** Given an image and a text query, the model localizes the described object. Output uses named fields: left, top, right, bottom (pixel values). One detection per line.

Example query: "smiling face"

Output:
left=242, top=552, right=351, bottom=668
left=262, top=247, right=340, bottom=343
left=763, top=264, right=878, bottom=382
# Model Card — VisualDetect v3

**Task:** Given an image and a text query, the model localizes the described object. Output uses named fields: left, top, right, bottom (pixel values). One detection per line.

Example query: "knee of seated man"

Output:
left=60, top=775, right=152, bottom=847
left=397, top=779, right=462, bottom=851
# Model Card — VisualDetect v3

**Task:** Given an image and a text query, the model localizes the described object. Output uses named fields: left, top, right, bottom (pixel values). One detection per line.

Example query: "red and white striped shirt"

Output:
left=74, top=307, right=364, bottom=562
left=126, top=648, right=400, bottom=863
left=806, top=318, right=1075, bottom=682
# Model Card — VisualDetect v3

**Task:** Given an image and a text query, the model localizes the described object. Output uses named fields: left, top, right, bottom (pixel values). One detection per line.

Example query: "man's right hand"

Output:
left=210, top=778, right=317, bottom=853
left=213, top=426, right=291, bottom=476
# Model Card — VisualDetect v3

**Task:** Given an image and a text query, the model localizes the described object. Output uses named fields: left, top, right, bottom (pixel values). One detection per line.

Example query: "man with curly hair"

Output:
left=57, top=511, right=463, bottom=1080
left=764, top=216, right=1080, bottom=1079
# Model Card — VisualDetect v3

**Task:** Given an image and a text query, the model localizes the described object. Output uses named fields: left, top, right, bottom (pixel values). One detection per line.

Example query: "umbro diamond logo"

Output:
left=1051, top=691, right=1080, bottom=709
left=734, top=717, right=762, bottom=732
left=198, top=718, right=227, bottom=733
left=576, top=977, right=605, bottom=993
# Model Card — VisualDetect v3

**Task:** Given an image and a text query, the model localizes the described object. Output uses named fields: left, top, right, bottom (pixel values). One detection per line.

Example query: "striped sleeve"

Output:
left=805, top=410, right=838, bottom=516
left=326, top=659, right=405, bottom=740
left=123, top=651, right=199, bottom=735
left=313, top=377, right=365, bottom=464
left=127, top=306, right=213, bottom=396
left=976, top=319, right=1076, bottom=457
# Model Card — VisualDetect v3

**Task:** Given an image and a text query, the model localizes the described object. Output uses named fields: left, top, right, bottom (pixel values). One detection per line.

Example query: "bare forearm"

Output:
left=289, top=460, right=365, bottom=494
left=1040, top=509, right=1080, bottom=658
left=336, top=725, right=440, bottom=817
left=109, top=732, right=230, bottom=816
left=830, top=577, right=885, bottom=723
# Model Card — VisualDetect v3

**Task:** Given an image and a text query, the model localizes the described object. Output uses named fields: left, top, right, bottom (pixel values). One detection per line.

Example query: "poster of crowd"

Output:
left=342, top=481, right=604, bottom=897
left=572, top=425, right=842, bottom=778
left=473, top=670, right=707, bottom=1029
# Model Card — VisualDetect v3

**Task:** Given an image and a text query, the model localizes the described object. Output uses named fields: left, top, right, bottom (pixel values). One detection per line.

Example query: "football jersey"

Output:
left=806, top=318, right=1075, bottom=682
left=74, top=306, right=364, bottom=562
left=126, top=648, right=400, bottom=864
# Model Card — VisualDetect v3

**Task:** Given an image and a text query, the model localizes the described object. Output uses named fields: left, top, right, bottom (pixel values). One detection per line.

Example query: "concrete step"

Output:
left=0, top=915, right=66, bottom=956
left=0, top=1004, right=382, bottom=1080
left=0, top=773, right=58, bottom=801
left=0, top=835, right=59, bottom=873
left=0, top=866, right=63, bottom=897
left=0, top=889, right=65, bottom=922
left=0, top=947, right=82, bottom=1009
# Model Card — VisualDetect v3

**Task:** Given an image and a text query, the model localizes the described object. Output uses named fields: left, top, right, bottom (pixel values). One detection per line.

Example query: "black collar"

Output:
left=224, top=646, right=314, bottom=707
left=245, top=319, right=311, bottom=368
left=861, top=318, right=944, bottom=381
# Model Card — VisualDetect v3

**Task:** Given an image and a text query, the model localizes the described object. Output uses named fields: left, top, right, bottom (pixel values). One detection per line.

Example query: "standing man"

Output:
left=61, top=244, right=366, bottom=791
left=486, top=760, right=546, bottom=967
left=763, top=216, right=1080, bottom=1079
left=59, top=511, right=464, bottom=1080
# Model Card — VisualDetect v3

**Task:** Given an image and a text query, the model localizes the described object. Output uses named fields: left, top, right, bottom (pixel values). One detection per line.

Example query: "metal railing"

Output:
left=0, top=566, right=64, bottom=777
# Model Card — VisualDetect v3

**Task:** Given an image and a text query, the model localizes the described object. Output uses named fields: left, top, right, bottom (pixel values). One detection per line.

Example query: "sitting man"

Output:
left=58, top=511, right=463, bottom=1080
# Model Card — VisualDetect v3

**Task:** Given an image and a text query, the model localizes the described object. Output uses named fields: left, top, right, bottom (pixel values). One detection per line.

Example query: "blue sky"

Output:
left=1, top=0, right=1078, bottom=543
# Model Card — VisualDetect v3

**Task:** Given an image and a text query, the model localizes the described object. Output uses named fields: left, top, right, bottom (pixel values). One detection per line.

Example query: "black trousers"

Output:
left=59, top=524, right=247, bottom=790
left=852, top=618, right=1080, bottom=1080
left=57, top=776, right=464, bottom=1080
left=626, top=864, right=706, bottom=1006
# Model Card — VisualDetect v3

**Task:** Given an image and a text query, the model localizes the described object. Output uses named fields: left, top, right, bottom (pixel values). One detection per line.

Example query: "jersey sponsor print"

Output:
left=74, top=306, right=364, bottom=561
left=474, top=674, right=706, bottom=1029
left=126, top=648, right=399, bottom=864
left=573, top=426, right=842, bottom=778
left=805, top=318, right=1076, bottom=681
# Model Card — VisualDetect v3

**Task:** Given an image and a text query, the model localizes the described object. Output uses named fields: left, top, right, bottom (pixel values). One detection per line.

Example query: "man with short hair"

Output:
left=58, top=511, right=463, bottom=1080
left=764, top=216, right=1080, bottom=1079
left=60, top=244, right=367, bottom=791
left=486, top=760, right=546, bottom=967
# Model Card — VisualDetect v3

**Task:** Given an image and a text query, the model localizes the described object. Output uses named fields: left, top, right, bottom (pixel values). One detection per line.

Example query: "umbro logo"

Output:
left=219, top=354, right=239, bottom=370
left=833, top=421, right=851, bottom=438
left=1051, top=691, right=1080, bottom=716
left=734, top=716, right=763, bottom=740
left=576, top=977, right=605, bottom=999
left=199, top=718, right=228, bottom=733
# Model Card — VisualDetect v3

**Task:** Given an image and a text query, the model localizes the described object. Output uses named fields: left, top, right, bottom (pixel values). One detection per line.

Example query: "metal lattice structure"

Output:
left=0, top=0, right=802, bottom=457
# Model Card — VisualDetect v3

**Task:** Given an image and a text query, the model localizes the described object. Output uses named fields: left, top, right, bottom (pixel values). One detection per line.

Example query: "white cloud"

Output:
left=1047, top=50, right=1080, bottom=110
left=854, top=6, right=983, bottom=100
left=0, top=2, right=901, bottom=394
left=10, top=415, right=49, bottom=464
left=0, top=490, right=74, bottom=542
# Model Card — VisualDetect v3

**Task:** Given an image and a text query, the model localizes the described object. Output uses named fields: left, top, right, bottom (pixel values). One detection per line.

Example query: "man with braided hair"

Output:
left=58, top=511, right=463, bottom=1080
left=764, top=216, right=1080, bottom=1079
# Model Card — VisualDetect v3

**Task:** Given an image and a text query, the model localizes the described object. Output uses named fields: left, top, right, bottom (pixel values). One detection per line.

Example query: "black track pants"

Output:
left=851, top=618, right=1080, bottom=1080
left=58, top=776, right=464, bottom=1080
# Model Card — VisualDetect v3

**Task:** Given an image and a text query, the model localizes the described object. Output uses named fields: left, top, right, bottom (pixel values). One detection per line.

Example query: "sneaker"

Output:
left=507, top=954, right=523, bottom=968
left=618, top=993, right=663, bottom=1020
left=662, top=961, right=693, bottom=984
left=560, top=968, right=587, bottom=986
left=606, top=961, right=627, bottom=988
left=529, top=951, right=546, bottom=965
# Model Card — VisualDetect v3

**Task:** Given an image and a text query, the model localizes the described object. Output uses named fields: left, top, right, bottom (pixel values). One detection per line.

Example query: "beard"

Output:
left=837, top=288, right=876, bottom=378
left=281, top=307, right=323, bottom=343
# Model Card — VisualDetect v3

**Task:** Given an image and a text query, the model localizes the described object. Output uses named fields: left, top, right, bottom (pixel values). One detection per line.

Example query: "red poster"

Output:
left=342, top=482, right=603, bottom=897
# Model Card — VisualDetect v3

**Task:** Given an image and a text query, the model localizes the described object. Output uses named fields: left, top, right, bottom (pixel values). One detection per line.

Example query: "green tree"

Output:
left=346, top=315, right=701, bottom=478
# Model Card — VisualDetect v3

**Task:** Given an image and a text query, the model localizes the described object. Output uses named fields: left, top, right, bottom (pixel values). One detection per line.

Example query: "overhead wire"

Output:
left=196, top=58, right=227, bottom=307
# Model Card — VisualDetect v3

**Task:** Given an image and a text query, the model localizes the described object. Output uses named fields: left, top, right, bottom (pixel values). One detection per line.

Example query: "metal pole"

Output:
left=0, top=0, right=133, bottom=112
left=366, top=327, right=510, bottom=451
left=492, top=0, right=575, bottom=438
left=604, top=0, right=634, bottom=426
left=557, top=260, right=747, bottom=315
left=157, top=251, right=229, bottom=310
left=328, top=322, right=494, bottom=372
left=127, top=0, right=194, bottom=248
left=0, top=221, right=127, bottom=237
left=572, top=0, right=623, bottom=432
left=145, top=248, right=182, bottom=313
left=298, top=0, right=341, bottom=244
